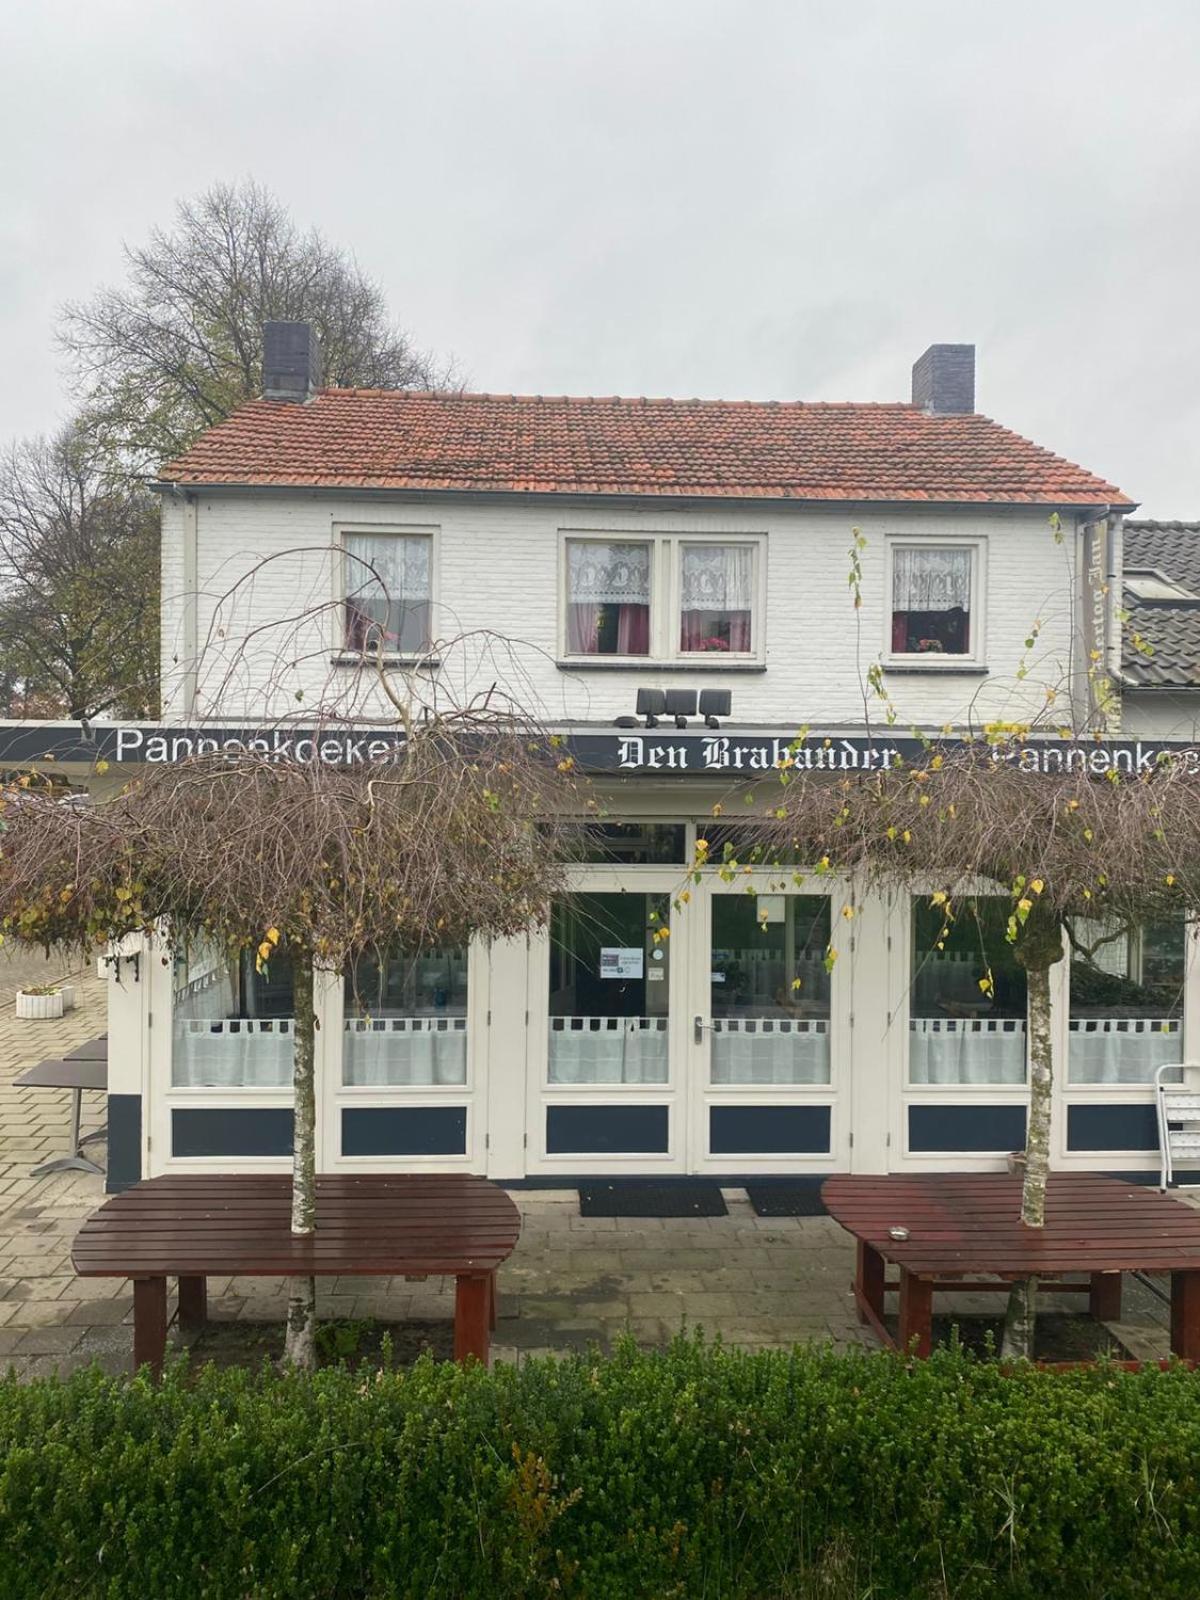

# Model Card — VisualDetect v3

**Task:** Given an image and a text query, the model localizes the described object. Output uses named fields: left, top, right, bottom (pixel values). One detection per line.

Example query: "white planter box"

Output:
left=16, top=989, right=64, bottom=1020
left=59, top=984, right=77, bottom=1012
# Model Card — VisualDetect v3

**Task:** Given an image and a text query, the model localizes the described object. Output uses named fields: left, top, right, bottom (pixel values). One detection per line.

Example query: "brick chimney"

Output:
left=911, top=344, right=975, bottom=415
left=262, top=321, right=322, bottom=402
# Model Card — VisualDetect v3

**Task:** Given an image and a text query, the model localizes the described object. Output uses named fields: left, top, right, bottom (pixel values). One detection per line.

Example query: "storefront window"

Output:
left=564, top=822, right=687, bottom=865
left=1067, top=915, right=1185, bottom=1083
left=171, top=942, right=295, bottom=1088
left=909, top=898, right=1026, bottom=1084
left=548, top=891, right=669, bottom=1083
left=344, top=945, right=468, bottom=1086
left=710, top=895, right=831, bottom=1084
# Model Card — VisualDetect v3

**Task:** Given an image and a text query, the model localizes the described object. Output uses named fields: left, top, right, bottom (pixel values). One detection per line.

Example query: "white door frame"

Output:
left=525, top=867, right=690, bottom=1176
left=687, top=871, right=850, bottom=1175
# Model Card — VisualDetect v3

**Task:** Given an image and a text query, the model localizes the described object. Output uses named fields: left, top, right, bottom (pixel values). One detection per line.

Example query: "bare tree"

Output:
left=60, top=181, right=451, bottom=474
left=0, top=425, right=159, bottom=718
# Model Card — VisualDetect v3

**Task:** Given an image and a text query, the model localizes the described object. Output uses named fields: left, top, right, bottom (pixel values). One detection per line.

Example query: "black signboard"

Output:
left=1, top=721, right=1198, bottom=779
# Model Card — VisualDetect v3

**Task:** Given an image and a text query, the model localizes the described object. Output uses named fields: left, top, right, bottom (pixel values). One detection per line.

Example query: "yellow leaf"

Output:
left=266, top=927, right=281, bottom=945
left=1030, top=879, right=1045, bottom=895
left=790, top=977, right=803, bottom=992
left=257, top=941, right=273, bottom=961
left=95, top=760, right=110, bottom=775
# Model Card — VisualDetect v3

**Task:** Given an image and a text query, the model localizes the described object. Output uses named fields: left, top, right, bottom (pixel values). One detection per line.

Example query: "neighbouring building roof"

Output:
left=1122, top=521, right=1200, bottom=689
left=158, top=389, right=1132, bottom=507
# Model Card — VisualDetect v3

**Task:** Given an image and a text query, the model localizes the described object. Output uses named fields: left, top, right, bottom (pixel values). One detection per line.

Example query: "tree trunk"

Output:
left=283, top=957, right=318, bottom=1370
left=1001, top=912, right=1062, bottom=1361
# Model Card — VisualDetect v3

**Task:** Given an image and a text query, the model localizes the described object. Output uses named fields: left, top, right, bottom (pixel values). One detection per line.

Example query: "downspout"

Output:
left=180, top=491, right=199, bottom=719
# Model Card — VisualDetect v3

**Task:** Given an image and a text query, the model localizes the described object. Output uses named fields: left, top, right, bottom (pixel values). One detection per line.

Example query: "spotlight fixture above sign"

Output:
left=617, top=688, right=732, bottom=732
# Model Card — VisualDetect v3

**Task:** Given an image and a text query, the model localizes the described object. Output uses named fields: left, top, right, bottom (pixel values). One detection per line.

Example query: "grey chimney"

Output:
left=262, top=321, right=322, bottom=402
left=911, top=344, right=975, bottom=415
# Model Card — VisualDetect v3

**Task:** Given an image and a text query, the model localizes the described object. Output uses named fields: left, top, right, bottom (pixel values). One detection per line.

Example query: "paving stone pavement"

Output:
left=0, top=962, right=1179, bottom=1376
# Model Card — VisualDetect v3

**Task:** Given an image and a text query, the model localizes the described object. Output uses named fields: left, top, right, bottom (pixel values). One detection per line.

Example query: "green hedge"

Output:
left=1, top=1338, right=1197, bottom=1599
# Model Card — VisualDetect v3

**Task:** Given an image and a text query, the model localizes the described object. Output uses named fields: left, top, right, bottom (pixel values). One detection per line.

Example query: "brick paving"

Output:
left=0, top=963, right=1179, bottom=1376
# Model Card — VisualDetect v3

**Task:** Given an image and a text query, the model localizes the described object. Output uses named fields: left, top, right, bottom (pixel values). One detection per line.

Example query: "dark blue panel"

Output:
left=342, top=1106, right=467, bottom=1157
left=106, top=1093, right=142, bottom=1192
left=908, top=1104, right=1026, bottom=1154
left=546, top=1104, right=670, bottom=1155
left=709, top=1104, right=831, bottom=1155
left=1067, top=1104, right=1159, bottom=1152
left=172, top=1107, right=293, bottom=1158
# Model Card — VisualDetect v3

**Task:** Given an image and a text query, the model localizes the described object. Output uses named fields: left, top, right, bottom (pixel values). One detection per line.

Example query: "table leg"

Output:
left=133, top=1276, right=167, bottom=1380
left=29, top=1087, right=104, bottom=1178
left=454, top=1274, right=491, bottom=1364
left=898, top=1269, right=933, bottom=1358
left=856, top=1240, right=886, bottom=1327
left=178, top=1276, right=207, bottom=1333
left=1170, top=1270, right=1200, bottom=1362
left=1089, top=1271, right=1122, bottom=1322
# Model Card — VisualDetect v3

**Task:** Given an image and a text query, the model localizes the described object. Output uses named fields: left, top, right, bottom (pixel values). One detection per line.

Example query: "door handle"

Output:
left=693, top=1015, right=709, bottom=1044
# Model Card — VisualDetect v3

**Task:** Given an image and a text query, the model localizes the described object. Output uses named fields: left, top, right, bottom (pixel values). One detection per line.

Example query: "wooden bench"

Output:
left=72, top=1173, right=522, bottom=1377
left=822, top=1172, right=1200, bottom=1362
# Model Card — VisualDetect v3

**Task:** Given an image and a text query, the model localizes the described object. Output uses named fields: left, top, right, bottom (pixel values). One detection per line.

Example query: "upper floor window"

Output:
left=889, top=543, right=975, bottom=659
left=562, top=533, right=763, bottom=662
left=566, top=540, right=651, bottom=655
left=679, top=542, right=754, bottom=653
left=343, top=530, right=432, bottom=656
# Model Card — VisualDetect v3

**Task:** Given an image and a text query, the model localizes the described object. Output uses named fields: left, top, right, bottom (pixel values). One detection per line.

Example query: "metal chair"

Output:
left=1155, top=1062, right=1200, bottom=1190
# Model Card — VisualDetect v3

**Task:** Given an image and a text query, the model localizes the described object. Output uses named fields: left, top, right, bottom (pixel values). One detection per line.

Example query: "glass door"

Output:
left=691, top=883, right=846, bottom=1172
left=527, top=868, right=689, bottom=1174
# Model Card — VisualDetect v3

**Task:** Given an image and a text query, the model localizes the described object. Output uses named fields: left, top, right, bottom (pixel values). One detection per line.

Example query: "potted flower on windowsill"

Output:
left=16, top=983, right=64, bottom=1020
left=695, top=637, right=731, bottom=652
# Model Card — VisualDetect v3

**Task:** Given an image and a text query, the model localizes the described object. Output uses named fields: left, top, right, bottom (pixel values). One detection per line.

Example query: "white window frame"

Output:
left=558, top=530, right=767, bottom=665
left=884, top=536, right=986, bottom=669
left=334, top=522, right=439, bottom=663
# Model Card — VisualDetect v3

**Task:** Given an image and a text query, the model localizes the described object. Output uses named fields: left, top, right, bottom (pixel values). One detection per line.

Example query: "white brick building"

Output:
left=25, top=327, right=1193, bottom=1191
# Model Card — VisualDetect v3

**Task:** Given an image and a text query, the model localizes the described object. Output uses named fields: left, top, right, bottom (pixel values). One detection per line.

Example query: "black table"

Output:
left=15, top=1057, right=107, bottom=1177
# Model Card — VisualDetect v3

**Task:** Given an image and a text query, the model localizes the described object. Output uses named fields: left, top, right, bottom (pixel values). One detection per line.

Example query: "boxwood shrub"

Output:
left=0, top=1337, right=1197, bottom=1598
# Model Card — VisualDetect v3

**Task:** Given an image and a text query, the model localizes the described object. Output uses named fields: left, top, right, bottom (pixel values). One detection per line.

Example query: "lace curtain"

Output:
left=680, top=544, right=754, bottom=611
left=344, top=533, right=431, bottom=652
left=567, top=542, right=651, bottom=605
left=892, top=546, right=971, bottom=612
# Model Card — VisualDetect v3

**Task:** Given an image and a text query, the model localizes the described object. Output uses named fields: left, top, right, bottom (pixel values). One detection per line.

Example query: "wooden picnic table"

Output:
left=822, top=1172, right=1200, bottom=1362
left=72, top=1173, right=522, bottom=1377
left=14, top=1053, right=107, bottom=1177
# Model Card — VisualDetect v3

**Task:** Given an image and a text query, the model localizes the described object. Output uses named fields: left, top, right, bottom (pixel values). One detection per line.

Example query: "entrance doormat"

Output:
left=578, top=1182, right=728, bottom=1218
left=745, top=1183, right=828, bottom=1217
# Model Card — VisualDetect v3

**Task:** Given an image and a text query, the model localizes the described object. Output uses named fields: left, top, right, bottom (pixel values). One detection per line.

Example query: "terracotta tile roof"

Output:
left=1122, top=521, right=1200, bottom=688
left=158, top=388, right=1132, bottom=507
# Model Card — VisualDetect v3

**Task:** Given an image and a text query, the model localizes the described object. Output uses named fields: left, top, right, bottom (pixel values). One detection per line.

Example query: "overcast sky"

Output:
left=3, top=0, right=1198, bottom=514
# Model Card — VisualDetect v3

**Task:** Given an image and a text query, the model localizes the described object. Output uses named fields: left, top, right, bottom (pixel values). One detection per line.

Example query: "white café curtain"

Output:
left=892, top=546, right=971, bottom=612
left=711, top=1018, right=831, bottom=1085
left=680, top=544, right=754, bottom=611
left=1068, top=1019, right=1183, bottom=1084
left=343, top=1017, right=468, bottom=1085
left=172, top=1019, right=294, bottom=1088
left=549, top=1017, right=668, bottom=1084
left=567, top=541, right=651, bottom=606
left=909, top=1018, right=1026, bottom=1085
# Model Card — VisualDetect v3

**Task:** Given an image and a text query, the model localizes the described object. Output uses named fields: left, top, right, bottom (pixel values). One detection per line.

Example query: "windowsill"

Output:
left=884, top=660, right=988, bottom=676
left=557, top=658, right=767, bottom=673
left=331, top=653, right=441, bottom=670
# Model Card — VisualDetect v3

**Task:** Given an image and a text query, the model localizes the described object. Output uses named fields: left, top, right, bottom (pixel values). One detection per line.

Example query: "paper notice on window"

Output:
left=600, top=947, right=644, bottom=979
